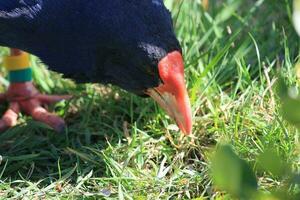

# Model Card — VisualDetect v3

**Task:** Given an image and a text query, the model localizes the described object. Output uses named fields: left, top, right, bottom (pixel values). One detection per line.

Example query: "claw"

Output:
left=30, top=106, right=66, bottom=133
left=0, top=102, right=20, bottom=132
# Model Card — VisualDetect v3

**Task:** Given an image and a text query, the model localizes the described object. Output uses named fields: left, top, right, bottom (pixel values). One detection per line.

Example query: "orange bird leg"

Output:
left=0, top=49, right=72, bottom=132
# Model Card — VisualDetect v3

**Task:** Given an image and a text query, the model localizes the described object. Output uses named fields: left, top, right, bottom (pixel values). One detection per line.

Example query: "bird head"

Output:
left=96, top=0, right=192, bottom=134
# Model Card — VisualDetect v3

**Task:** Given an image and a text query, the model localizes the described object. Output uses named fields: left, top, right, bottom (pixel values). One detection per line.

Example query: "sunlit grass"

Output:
left=0, top=0, right=299, bottom=199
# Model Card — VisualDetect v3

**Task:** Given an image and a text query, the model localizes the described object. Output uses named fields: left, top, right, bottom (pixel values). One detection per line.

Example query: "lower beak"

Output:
left=146, top=51, right=192, bottom=135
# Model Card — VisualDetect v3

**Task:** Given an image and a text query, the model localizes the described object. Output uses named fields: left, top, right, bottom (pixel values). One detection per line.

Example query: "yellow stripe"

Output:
left=3, top=52, right=30, bottom=71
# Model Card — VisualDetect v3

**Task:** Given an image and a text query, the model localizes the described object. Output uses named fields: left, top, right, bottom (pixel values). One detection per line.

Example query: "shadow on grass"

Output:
left=0, top=83, right=159, bottom=186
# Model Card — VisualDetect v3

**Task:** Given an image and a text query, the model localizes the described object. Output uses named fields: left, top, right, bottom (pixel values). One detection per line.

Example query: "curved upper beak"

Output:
left=146, top=51, right=192, bottom=135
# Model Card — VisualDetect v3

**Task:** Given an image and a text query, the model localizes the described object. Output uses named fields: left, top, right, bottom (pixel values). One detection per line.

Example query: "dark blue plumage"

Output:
left=0, top=0, right=181, bottom=95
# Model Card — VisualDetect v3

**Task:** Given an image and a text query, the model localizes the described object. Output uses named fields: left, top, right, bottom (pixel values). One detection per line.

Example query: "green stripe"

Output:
left=9, top=68, right=32, bottom=82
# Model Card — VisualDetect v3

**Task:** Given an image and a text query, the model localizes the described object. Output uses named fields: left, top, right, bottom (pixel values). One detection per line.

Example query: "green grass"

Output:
left=0, top=0, right=300, bottom=199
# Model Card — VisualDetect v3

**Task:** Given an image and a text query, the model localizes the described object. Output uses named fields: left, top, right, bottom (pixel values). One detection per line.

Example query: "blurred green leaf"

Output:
left=211, top=145, right=257, bottom=199
left=294, top=0, right=300, bottom=35
left=295, top=0, right=300, bottom=10
left=278, top=76, right=300, bottom=129
left=257, top=148, right=291, bottom=178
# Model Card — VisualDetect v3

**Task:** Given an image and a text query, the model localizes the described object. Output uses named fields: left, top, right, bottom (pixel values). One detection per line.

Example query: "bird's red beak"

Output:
left=146, top=51, right=192, bottom=135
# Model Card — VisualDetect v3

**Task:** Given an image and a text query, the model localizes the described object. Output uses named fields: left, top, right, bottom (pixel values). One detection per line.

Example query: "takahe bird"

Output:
left=0, top=0, right=192, bottom=134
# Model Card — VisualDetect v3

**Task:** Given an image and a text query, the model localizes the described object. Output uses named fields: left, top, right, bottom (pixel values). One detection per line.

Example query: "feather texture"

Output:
left=0, top=0, right=180, bottom=95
